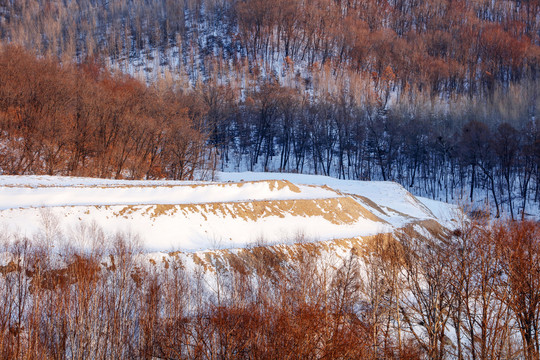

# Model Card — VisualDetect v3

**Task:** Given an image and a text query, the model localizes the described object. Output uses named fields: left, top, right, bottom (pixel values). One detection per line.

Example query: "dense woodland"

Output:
left=0, top=219, right=538, bottom=359
left=1, top=0, right=540, bottom=218
left=1, top=0, right=539, bottom=91
left=0, top=45, right=214, bottom=180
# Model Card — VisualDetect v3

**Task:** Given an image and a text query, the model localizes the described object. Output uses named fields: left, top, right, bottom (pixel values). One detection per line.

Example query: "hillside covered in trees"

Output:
left=0, top=0, right=540, bottom=217
left=2, top=1, right=540, bottom=357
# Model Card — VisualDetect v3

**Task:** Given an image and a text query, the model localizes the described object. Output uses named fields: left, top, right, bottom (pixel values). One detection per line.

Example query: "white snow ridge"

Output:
left=0, top=172, right=459, bottom=252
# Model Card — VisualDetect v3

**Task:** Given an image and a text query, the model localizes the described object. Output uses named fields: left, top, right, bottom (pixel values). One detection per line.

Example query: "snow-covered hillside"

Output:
left=0, top=172, right=459, bottom=252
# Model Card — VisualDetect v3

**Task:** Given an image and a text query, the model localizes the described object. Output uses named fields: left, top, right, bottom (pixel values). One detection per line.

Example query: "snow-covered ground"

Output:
left=218, top=172, right=460, bottom=226
left=0, top=172, right=460, bottom=252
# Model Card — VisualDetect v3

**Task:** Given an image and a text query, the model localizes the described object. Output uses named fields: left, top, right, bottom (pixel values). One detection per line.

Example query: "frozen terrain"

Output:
left=0, top=172, right=460, bottom=252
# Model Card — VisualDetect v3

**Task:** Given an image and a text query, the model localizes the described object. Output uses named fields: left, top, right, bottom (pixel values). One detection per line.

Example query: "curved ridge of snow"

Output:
left=217, top=172, right=449, bottom=222
left=0, top=179, right=338, bottom=210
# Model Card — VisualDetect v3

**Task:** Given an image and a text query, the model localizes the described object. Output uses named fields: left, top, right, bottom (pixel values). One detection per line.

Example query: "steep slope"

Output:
left=0, top=172, right=459, bottom=254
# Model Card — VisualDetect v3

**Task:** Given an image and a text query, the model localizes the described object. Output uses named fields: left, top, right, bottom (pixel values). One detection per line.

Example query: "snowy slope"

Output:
left=218, top=172, right=460, bottom=228
left=0, top=172, right=460, bottom=252
left=0, top=179, right=338, bottom=209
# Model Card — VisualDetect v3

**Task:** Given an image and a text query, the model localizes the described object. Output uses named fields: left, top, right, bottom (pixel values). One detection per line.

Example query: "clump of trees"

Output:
left=0, top=218, right=539, bottom=359
left=0, top=45, right=213, bottom=179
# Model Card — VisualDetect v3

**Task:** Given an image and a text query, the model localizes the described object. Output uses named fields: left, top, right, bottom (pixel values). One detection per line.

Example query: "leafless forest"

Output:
left=0, top=220, right=538, bottom=359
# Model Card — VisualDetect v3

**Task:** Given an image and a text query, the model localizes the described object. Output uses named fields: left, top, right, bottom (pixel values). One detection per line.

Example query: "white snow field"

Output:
left=0, top=172, right=460, bottom=252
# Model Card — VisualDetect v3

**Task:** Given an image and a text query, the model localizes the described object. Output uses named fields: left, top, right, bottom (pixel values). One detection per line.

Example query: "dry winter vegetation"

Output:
left=0, top=46, right=212, bottom=180
left=0, top=216, right=539, bottom=359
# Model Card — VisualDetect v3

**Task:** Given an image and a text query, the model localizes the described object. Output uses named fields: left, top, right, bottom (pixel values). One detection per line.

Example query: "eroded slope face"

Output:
left=0, top=173, right=459, bottom=252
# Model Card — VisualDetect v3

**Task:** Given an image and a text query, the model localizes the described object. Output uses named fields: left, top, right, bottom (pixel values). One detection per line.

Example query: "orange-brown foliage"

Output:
left=0, top=46, right=212, bottom=179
